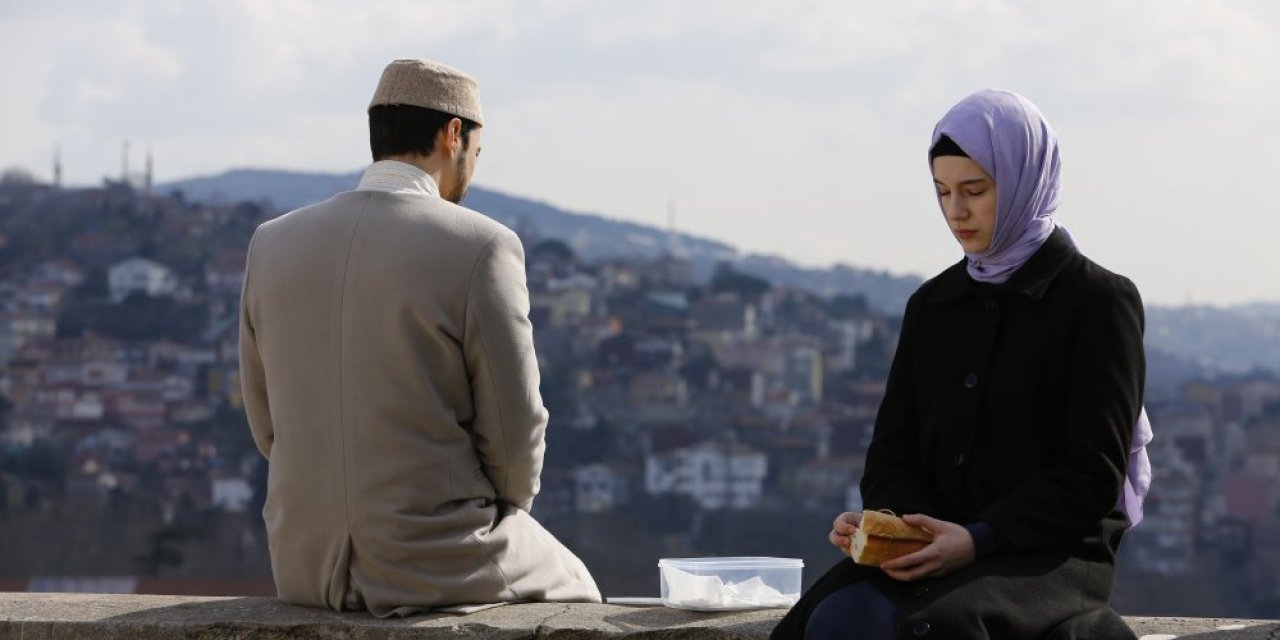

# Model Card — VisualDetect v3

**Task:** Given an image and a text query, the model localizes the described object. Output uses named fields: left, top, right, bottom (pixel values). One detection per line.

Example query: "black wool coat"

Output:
left=772, top=229, right=1144, bottom=640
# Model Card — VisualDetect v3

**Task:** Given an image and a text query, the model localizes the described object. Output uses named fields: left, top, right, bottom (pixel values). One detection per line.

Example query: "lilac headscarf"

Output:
left=931, top=89, right=1069, bottom=284
left=930, top=89, right=1153, bottom=528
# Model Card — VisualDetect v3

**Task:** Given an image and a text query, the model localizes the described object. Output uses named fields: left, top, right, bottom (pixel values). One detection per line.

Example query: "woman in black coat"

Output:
left=770, top=90, right=1151, bottom=640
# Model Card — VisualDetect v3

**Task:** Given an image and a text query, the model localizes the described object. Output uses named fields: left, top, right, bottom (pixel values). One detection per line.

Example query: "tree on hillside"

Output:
left=827, top=293, right=870, bottom=318
left=58, top=292, right=208, bottom=342
left=0, top=168, right=38, bottom=186
left=134, top=526, right=196, bottom=577
left=711, top=263, right=771, bottom=300
left=69, top=268, right=110, bottom=300
left=1, top=441, right=65, bottom=486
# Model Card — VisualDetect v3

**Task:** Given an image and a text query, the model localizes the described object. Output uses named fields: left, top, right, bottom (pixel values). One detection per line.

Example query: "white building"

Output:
left=0, top=312, right=57, bottom=364
left=1128, top=456, right=1198, bottom=575
left=212, top=476, right=254, bottom=513
left=2, top=413, right=54, bottom=448
left=31, top=259, right=85, bottom=288
left=645, top=441, right=768, bottom=510
left=32, top=386, right=105, bottom=422
left=713, top=335, right=824, bottom=407
left=109, top=257, right=178, bottom=303
left=826, top=317, right=876, bottom=373
left=81, top=360, right=130, bottom=386
left=573, top=463, right=630, bottom=513
left=204, top=250, right=246, bottom=296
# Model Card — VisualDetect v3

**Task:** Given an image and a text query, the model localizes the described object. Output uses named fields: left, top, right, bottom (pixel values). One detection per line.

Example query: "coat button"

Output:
left=912, top=620, right=931, bottom=636
left=912, top=585, right=930, bottom=598
left=984, top=298, right=996, bottom=311
left=953, top=452, right=966, bottom=466
left=963, top=373, right=978, bottom=389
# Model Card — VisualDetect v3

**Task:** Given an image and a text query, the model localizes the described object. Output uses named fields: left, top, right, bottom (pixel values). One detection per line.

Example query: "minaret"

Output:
left=665, top=198, right=686, bottom=257
left=662, top=198, right=690, bottom=286
left=53, top=145, right=62, bottom=189
left=122, top=141, right=130, bottom=185
left=666, top=198, right=676, bottom=256
left=145, top=147, right=154, bottom=196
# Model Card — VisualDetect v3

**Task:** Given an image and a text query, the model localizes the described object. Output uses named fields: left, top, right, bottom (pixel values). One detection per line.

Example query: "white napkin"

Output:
left=663, top=567, right=797, bottom=609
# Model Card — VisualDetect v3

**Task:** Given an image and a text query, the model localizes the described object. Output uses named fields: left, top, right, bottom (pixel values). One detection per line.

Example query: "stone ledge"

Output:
left=2, top=594, right=1278, bottom=639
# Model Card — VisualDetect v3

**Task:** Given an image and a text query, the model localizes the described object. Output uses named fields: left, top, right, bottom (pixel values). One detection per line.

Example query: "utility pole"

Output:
left=53, top=144, right=62, bottom=189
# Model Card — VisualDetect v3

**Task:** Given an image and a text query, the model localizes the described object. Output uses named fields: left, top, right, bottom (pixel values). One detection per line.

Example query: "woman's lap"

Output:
left=804, top=580, right=898, bottom=640
left=788, top=552, right=1129, bottom=640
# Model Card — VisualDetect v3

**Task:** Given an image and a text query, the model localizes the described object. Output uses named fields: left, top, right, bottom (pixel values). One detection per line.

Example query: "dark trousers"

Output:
left=804, top=580, right=897, bottom=640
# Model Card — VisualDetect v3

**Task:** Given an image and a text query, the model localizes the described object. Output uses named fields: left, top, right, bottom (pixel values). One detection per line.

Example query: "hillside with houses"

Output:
left=0, top=172, right=1278, bottom=617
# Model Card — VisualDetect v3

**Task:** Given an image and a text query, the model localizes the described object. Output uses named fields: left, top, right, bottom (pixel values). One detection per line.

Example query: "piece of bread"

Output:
left=849, top=510, right=933, bottom=566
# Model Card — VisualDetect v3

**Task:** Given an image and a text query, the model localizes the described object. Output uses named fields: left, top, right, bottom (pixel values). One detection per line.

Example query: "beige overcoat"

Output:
left=239, top=183, right=601, bottom=617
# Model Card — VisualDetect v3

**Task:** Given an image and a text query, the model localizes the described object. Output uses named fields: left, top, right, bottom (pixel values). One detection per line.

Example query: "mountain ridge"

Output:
left=157, top=168, right=1280, bottom=375
left=159, top=168, right=923, bottom=313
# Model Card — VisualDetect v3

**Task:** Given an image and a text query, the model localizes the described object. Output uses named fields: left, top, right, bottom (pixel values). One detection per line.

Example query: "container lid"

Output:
left=658, top=557, right=803, bottom=569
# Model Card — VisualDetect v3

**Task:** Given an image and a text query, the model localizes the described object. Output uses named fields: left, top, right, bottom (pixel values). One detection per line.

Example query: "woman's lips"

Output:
left=955, top=229, right=977, bottom=239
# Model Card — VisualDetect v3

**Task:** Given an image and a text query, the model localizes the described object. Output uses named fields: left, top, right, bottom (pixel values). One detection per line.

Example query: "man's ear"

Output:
left=446, top=118, right=463, bottom=156
left=434, top=119, right=463, bottom=158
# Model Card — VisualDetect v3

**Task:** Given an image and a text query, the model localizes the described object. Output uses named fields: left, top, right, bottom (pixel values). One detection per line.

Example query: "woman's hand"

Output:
left=828, top=511, right=861, bottom=555
left=879, top=514, right=976, bottom=582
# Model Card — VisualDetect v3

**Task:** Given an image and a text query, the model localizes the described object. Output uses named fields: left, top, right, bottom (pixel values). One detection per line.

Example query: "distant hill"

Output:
left=160, top=168, right=358, bottom=211
left=157, top=170, right=1280, bottom=375
left=160, top=168, right=922, bottom=313
left=1146, top=303, right=1280, bottom=375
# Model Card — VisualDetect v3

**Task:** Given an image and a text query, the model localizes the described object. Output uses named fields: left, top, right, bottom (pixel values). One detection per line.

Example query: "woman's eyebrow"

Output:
left=933, top=177, right=991, bottom=186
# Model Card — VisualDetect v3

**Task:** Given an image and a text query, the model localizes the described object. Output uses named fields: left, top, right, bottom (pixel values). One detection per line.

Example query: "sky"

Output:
left=2, top=0, right=1278, bottom=306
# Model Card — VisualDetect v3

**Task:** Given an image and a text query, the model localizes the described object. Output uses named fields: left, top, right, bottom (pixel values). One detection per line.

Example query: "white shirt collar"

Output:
left=355, top=160, right=440, bottom=197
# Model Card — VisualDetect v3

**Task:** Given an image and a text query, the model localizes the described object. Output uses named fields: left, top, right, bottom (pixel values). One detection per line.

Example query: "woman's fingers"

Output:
left=831, top=515, right=846, bottom=534
left=886, top=546, right=946, bottom=582
left=832, top=511, right=860, bottom=534
left=881, top=515, right=978, bottom=581
left=828, top=529, right=850, bottom=550
left=902, top=513, right=942, bottom=531
left=828, top=512, right=861, bottom=553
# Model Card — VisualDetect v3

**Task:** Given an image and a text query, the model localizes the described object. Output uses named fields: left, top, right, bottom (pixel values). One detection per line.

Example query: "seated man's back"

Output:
left=238, top=58, right=601, bottom=617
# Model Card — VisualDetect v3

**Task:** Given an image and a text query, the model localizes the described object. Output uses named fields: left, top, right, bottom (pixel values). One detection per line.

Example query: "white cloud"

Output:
left=1, top=0, right=1277, bottom=304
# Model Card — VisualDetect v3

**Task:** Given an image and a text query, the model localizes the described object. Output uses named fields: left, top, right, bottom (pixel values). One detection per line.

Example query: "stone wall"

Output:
left=2, top=594, right=1279, bottom=639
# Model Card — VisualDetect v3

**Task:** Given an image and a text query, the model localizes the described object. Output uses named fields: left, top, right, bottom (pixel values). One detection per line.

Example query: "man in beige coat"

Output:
left=239, top=58, right=602, bottom=617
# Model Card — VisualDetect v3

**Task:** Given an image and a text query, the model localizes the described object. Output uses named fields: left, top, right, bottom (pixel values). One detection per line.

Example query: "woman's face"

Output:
left=932, top=155, right=998, bottom=254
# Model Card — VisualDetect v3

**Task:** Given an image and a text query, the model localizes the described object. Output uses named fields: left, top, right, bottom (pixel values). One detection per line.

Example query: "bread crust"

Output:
left=849, top=510, right=933, bottom=566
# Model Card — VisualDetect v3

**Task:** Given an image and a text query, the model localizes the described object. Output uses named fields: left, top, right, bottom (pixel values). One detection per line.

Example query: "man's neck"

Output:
left=381, top=153, right=447, bottom=190
left=359, top=159, right=441, bottom=198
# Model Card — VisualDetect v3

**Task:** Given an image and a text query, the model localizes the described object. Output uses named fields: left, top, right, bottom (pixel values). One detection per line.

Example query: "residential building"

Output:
left=572, top=463, right=631, bottom=514
left=645, top=441, right=768, bottom=510
left=108, top=257, right=178, bottom=303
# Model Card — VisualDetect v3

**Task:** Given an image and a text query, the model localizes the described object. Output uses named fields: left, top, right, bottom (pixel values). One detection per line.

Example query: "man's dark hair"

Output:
left=369, top=104, right=479, bottom=161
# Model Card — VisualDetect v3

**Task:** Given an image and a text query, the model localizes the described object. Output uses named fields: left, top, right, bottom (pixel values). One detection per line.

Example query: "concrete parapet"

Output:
left=2, top=593, right=1278, bottom=639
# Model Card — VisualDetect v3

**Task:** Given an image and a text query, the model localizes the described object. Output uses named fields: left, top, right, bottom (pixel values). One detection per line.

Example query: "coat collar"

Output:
left=356, top=160, right=441, bottom=198
left=923, top=227, right=1076, bottom=306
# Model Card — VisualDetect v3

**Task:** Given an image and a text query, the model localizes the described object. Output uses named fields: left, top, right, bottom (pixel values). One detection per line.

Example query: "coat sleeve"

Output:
left=463, top=228, right=548, bottom=512
left=238, top=231, right=274, bottom=459
left=978, top=277, right=1144, bottom=549
left=861, top=292, right=940, bottom=516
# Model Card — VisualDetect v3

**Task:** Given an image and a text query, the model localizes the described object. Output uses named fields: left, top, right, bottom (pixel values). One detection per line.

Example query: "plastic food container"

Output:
left=658, top=557, right=803, bottom=611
